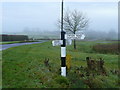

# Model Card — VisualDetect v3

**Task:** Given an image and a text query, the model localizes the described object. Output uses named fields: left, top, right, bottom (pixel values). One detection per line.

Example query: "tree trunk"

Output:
left=74, top=39, right=76, bottom=49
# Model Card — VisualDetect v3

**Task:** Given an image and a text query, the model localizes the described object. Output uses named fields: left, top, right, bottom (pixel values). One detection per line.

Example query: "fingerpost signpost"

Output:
left=60, top=0, right=66, bottom=77
left=52, top=0, right=85, bottom=77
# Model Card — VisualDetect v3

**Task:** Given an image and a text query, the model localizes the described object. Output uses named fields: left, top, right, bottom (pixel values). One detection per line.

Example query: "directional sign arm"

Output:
left=66, top=34, right=85, bottom=40
left=52, top=40, right=63, bottom=46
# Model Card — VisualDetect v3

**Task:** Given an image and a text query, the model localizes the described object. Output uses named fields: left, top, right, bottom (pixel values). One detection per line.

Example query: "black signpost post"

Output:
left=61, top=0, right=66, bottom=77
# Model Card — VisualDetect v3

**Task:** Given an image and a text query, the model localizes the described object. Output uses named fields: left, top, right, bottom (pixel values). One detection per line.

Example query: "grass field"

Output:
left=2, top=40, right=119, bottom=88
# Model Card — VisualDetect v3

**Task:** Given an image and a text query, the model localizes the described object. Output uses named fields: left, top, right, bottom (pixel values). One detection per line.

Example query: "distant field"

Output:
left=2, top=40, right=119, bottom=88
left=0, top=41, right=39, bottom=45
left=28, top=35, right=59, bottom=40
left=0, top=41, right=20, bottom=44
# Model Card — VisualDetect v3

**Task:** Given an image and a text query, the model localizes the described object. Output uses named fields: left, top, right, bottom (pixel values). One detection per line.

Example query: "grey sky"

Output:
left=1, top=1, right=118, bottom=33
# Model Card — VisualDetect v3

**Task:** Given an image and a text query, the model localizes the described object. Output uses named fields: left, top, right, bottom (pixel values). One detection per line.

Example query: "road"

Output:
left=0, top=41, right=46, bottom=51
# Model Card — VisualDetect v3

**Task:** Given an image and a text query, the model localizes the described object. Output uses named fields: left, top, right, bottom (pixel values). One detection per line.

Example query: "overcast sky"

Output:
left=1, top=1, right=118, bottom=33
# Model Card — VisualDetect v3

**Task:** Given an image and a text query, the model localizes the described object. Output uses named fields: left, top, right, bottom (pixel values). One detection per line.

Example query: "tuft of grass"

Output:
left=55, top=76, right=69, bottom=85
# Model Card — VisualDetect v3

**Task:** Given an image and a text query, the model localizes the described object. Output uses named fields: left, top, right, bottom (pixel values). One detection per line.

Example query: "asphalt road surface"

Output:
left=0, top=41, right=46, bottom=51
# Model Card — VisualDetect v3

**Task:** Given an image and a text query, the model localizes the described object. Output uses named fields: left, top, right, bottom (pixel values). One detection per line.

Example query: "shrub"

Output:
left=92, top=43, right=119, bottom=54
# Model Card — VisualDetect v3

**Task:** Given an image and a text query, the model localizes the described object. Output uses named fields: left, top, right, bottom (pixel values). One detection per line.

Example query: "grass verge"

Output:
left=2, top=41, right=119, bottom=88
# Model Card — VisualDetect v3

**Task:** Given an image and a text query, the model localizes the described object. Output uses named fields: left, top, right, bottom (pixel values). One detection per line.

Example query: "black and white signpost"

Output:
left=52, top=0, right=85, bottom=77
left=61, top=31, right=66, bottom=76
left=61, top=0, right=66, bottom=77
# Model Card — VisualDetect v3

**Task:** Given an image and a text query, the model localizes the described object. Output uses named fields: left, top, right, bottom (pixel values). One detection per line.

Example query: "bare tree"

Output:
left=59, top=10, right=89, bottom=49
